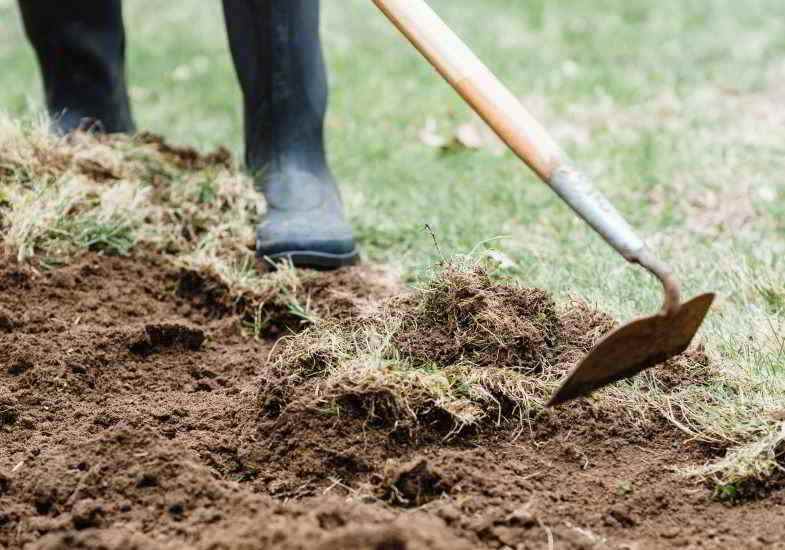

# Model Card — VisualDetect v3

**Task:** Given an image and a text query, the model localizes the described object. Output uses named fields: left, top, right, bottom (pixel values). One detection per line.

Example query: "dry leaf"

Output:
left=418, top=117, right=449, bottom=148
left=419, top=115, right=506, bottom=155
left=486, top=250, right=516, bottom=269
left=455, top=122, right=486, bottom=149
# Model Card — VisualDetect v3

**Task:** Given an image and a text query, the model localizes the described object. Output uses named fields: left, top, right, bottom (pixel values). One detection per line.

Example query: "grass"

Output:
left=267, top=259, right=577, bottom=435
left=266, top=256, right=712, bottom=446
left=1, top=1, right=784, bottom=490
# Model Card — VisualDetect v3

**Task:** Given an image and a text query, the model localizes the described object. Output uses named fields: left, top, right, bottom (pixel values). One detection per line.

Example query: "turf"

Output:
left=1, top=0, right=784, bottom=488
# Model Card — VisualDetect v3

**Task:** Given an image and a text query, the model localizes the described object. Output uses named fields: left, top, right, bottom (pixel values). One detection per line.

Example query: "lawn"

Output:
left=1, top=0, right=784, bottom=494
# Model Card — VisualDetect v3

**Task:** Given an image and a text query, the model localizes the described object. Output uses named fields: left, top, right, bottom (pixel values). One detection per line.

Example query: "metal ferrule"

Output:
left=549, top=165, right=681, bottom=316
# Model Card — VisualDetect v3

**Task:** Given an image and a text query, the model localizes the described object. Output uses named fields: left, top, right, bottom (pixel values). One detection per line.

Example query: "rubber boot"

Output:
left=18, top=0, right=135, bottom=134
left=222, top=0, right=359, bottom=269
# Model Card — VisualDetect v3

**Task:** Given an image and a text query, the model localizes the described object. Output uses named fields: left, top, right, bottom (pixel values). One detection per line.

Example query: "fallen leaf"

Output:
left=419, top=114, right=506, bottom=155
left=486, top=250, right=516, bottom=269
left=455, top=122, right=486, bottom=149
left=418, top=117, right=449, bottom=148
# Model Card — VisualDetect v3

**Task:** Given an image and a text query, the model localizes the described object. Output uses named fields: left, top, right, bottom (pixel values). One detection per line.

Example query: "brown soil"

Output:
left=2, top=253, right=785, bottom=550
left=391, top=264, right=615, bottom=371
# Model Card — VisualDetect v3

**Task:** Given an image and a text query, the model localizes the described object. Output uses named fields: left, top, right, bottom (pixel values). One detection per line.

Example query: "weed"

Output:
left=714, top=483, right=741, bottom=502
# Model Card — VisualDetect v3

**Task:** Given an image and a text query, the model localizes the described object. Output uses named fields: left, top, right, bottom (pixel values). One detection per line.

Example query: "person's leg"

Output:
left=222, top=0, right=358, bottom=269
left=18, top=0, right=134, bottom=134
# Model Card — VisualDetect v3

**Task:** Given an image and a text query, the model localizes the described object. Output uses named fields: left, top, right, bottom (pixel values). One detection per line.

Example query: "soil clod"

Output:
left=0, top=471, right=10, bottom=495
left=382, top=459, right=448, bottom=507
left=0, top=402, right=18, bottom=427
left=71, top=499, right=106, bottom=530
left=7, top=356, right=33, bottom=376
left=0, top=306, right=15, bottom=332
left=127, top=322, right=206, bottom=355
left=392, top=264, right=564, bottom=369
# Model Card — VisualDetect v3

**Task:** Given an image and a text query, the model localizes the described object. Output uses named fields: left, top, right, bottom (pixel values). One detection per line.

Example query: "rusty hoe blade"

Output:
left=547, top=256, right=716, bottom=407
left=529, top=165, right=718, bottom=404
left=370, top=0, right=716, bottom=407
left=543, top=167, right=716, bottom=406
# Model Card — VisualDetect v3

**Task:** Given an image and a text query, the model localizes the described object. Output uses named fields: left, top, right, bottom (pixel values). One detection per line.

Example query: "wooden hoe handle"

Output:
left=372, top=0, right=682, bottom=313
left=373, top=0, right=565, bottom=181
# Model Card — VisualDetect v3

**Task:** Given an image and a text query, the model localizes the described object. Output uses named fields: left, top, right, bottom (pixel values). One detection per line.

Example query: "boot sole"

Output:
left=261, top=249, right=360, bottom=270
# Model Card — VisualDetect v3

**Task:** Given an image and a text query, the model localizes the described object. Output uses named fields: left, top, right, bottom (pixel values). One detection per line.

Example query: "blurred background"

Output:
left=0, top=1, right=783, bottom=313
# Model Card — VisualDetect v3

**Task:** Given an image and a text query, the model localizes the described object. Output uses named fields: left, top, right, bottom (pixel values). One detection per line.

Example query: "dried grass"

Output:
left=0, top=113, right=260, bottom=268
left=0, top=113, right=328, bottom=334
left=267, top=258, right=688, bottom=439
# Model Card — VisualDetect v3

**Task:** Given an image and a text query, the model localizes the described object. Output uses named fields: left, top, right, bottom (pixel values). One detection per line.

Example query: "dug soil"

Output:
left=1, top=253, right=784, bottom=550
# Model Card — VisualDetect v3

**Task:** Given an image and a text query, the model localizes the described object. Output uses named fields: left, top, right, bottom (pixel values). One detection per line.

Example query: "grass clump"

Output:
left=393, top=259, right=565, bottom=369
left=265, top=257, right=670, bottom=439
left=0, top=115, right=329, bottom=334
left=4, top=179, right=148, bottom=260
left=705, top=424, right=785, bottom=493
left=268, top=320, right=518, bottom=436
left=669, top=380, right=785, bottom=490
left=0, top=115, right=259, bottom=268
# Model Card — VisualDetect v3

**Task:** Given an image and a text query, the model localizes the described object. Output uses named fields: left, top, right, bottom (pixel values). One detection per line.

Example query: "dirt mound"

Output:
left=135, top=131, right=233, bottom=171
left=391, top=263, right=616, bottom=370
left=1, top=253, right=783, bottom=549
left=263, top=262, right=705, bottom=448
left=126, top=322, right=206, bottom=355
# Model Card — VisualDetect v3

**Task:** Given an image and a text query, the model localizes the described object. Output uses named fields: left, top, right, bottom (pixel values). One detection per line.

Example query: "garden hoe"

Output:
left=372, top=0, right=716, bottom=406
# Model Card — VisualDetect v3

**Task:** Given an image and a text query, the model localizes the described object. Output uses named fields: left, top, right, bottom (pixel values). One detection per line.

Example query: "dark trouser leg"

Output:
left=222, top=0, right=358, bottom=269
left=18, top=0, right=135, bottom=134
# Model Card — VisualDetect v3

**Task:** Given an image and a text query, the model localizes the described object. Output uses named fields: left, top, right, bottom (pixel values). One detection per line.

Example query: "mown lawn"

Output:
left=1, top=0, right=784, bottom=489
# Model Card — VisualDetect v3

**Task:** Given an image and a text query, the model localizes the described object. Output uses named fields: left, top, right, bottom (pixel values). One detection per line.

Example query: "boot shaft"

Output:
left=222, top=0, right=329, bottom=178
left=18, top=0, right=135, bottom=133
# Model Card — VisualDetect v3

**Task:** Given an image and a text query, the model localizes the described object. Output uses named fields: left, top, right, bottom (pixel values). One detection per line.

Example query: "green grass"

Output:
left=1, top=1, right=784, bottom=488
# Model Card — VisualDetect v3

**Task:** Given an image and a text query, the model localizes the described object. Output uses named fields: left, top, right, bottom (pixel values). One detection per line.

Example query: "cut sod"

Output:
left=0, top=114, right=781, bottom=501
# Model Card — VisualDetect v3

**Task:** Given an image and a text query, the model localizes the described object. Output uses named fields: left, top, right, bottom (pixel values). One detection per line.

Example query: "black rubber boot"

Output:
left=222, top=0, right=359, bottom=269
left=18, top=0, right=135, bottom=134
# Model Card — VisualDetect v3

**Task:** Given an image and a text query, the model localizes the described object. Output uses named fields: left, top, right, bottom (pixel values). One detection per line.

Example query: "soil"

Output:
left=2, top=253, right=785, bottom=550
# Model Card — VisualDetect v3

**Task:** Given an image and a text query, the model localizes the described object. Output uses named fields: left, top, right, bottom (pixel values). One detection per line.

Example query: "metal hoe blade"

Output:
left=547, top=292, right=715, bottom=407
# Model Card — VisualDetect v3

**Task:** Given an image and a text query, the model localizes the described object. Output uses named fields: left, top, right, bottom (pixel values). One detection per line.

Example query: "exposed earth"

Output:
left=1, top=251, right=784, bottom=550
left=1, top=132, right=784, bottom=549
